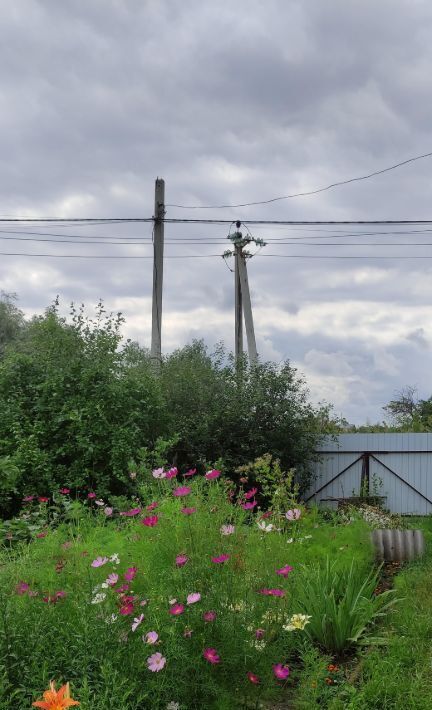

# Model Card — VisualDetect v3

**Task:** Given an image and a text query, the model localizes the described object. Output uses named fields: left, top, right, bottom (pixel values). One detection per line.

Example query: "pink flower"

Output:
left=104, top=507, right=113, bottom=516
left=36, top=532, right=48, bottom=538
left=169, top=603, right=185, bottom=616
left=59, top=488, right=70, bottom=495
left=175, top=554, right=188, bottom=567
left=115, top=584, right=130, bottom=594
left=258, top=588, right=286, bottom=597
left=285, top=508, right=301, bottom=521
left=91, top=556, right=109, bottom=568
left=152, top=468, right=165, bottom=479
left=247, top=672, right=260, bottom=685
left=181, top=507, right=196, bottom=515
left=255, top=628, right=265, bottom=639
left=261, top=511, right=273, bottom=519
left=205, top=469, right=221, bottom=480
left=186, top=592, right=201, bottom=605
left=220, top=524, right=235, bottom=536
left=131, top=613, right=145, bottom=631
left=211, top=554, right=230, bottom=564
left=55, top=590, right=66, bottom=599
left=273, top=663, right=290, bottom=680
left=38, top=497, right=49, bottom=503
left=244, top=487, right=258, bottom=499
left=242, top=501, right=257, bottom=510
left=203, top=610, right=217, bottom=622
left=147, top=652, right=166, bottom=672
left=144, top=630, right=159, bottom=644
left=165, top=467, right=178, bottom=479
left=15, top=581, right=30, bottom=595
left=119, top=602, right=135, bottom=616
left=120, top=508, right=141, bottom=517
left=173, top=486, right=191, bottom=497
left=95, top=500, right=105, bottom=506
left=87, top=492, right=96, bottom=499
left=141, top=515, right=159, bottom=527
left=124, top=566, right=137, bottom=582
left=183, top=468, right=197, bottom=477
left=146, top=501, right=158, bottom=511
left=203, top=647, right=220, bottom=664
left=276, top=565, right=294, bottom=577
left=22, top=495, right=34, bottom=502
left=106, top=573, right=119, bottom=586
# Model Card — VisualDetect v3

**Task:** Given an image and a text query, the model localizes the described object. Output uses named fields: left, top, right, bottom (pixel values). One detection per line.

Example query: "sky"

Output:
left=1, top=0, right=432, bottom=424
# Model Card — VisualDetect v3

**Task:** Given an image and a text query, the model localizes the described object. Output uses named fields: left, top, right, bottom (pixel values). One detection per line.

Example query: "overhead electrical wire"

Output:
left=165, top=150, right=432, bottom=209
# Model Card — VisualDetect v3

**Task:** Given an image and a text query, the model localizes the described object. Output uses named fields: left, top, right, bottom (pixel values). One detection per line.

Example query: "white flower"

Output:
left=152, top=467, right=166, bottom=479
left=283, top=613, right=311, bottom=631
left=109, top=553, right=120, bottom=565
left=91, top=592, right=107, bottom=604
left=131, top=613, right=145, bottom=632
left=285, top=508, right=301, bottom=521
left=220, top=524, right=235, bottom=536
left=257, top=521, right=274, bottom=533
left=287, top=537, right=294, bottom=543
left=166, top=702, right=180, bottom=710
left=105, top=613, right=118, bottom=624
left=95, top=500, right=105, bottom=506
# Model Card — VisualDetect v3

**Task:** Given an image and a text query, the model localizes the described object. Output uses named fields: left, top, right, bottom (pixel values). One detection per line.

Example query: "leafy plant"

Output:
left=293, top=558, right=398, bottom=654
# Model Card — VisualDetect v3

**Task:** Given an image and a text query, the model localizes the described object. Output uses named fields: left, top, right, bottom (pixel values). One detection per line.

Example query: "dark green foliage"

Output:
left=0, top=292, right=26, bottom=358
left=0, top=299, right=331, bottom=516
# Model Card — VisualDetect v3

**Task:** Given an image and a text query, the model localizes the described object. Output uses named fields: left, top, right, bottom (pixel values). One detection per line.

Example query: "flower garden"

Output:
left=4, top=460, right=429, bottom=710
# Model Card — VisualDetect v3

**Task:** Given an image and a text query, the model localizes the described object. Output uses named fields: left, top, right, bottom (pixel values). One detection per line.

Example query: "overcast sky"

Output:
left=1, top=0, right=432, bottom=424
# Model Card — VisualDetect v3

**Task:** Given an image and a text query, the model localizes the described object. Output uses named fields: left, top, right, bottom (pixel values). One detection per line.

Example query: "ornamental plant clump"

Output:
left=0, top=463, right=386, bottom=709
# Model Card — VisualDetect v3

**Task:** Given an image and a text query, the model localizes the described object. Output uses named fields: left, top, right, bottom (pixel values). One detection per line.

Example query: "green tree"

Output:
left=0, top=292, right=25, bottom=357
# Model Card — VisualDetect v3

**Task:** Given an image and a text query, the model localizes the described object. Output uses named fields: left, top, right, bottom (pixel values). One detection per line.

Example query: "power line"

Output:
left=166, top=151, right=432, bottom=209
left=164, top=218, right=432, bottom=226
left=0, top=252, right=222, bottom=259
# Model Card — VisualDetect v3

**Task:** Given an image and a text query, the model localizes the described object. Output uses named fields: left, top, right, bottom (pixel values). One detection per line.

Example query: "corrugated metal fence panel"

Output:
left=307, top=433, right=432, bottom=514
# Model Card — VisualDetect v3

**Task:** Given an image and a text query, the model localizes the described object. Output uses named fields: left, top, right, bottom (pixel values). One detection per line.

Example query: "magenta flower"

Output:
left=55, top=590, right=66, bottom=599
left=141, top=515, right=159, bottom=527
left=247, top=672, right=260, bottom=685
left=119, top=602, right=135, bottom=616
left=165, top=467, right=178, bottom=479
left=169, top=603, right=185, bottom=616
left=104, top=506, right=113, bottom=516
left=146, top=501, right=158, bottom=511
left=203, top=610, right=217, bottom=622
left=22, top=495, right=34, bottom=502
left=91, top=556, right=109, bottom=568
left=244, top=487, right=258, bottom=499
left=173, top=486, right=191, bottom=497
left=186, top=592, right=201, bottom=605
left=175, top=554, right=188, bottom=567
left=87, top=492, right=96, bottom=500
left=203, top=647, right=220, bottom=664
left=15, top=581, right=30, bottom=595
left=59, top=488, right=71, bottom=495
left=181, top=507, right=196, bottom=515
left=285, top=508, right=301, bottom=521
left=183, top=468, right=197, bottom=477
left=273, top=663, right=290, bottom=680
left=115, top=584, right=130, bottom=594
left=258, top=588, right=286, bottom=597
left=242, top=501, right=257, bottom=510
left=255, top=628, right=265, bottom=639
left=211, top=554, right=230, bottom=564
left=147, top=652, right=166, bottom=672
left=106, top=573, right=119, bottom=586
left=38, top=497, right=49, bottom=503
left=120, top=507, right=141, bottom=517
left=276, top=565, right=294, bottom=577
left=124, top=566, right=137, bottom=581
left=205, top=469, right=221, bottom=480
left=144, top=630, right=159, bottom=644
left=131, top=613, right=145, bottom=632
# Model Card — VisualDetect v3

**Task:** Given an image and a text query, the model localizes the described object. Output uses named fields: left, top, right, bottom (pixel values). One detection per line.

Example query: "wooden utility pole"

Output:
left=237, top=250, right=258, bottom=364
left=234, top=243, right=243, bottom=361
left=150, top=178, right=165, bottom=370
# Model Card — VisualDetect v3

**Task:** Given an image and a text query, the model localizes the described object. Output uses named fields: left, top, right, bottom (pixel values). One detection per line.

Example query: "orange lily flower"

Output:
left=32, top=681, right=80, bottom=709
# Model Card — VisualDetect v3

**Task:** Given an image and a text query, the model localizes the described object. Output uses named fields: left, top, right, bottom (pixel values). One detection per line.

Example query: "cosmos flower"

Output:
left=152, top=468, right=166, bottom=479
left=87, top=493, right=96, bottom=500
left=91, top=556, right=109, bottom=568
left=183, top=468, right=197, bottom=477
left=276, top=565, right=294, bottom=577
left=186, top=592, right=201, bottom=604
left=242, top=501, right=257, bottom=510
left=175, top=554, right=189, bottom=567
left=59, top=488, right=71, bottom=495
left=211, top=554, right=230, bottom=564
left=244, top=487, right=258, bottom=499
left=104, top=507, right=113, bottom=516
left=220, top=524, right=235, bottom=535
left=124, top=567, right=137, bottom=581
left=169, top=603, right=185, bottom=616
left=203, top=610, right=217, bottom=622
left=257, top=521, right=274, bottom=533
left=273, top=663, right=290, bottom=680
left=258, top=588, right=286, bottom=597
left=173, top=486, right=191, bottom=497
left=203, top=647, right=220, bottom=664
left=38, top=497, right=49, bottom=503
left=131, top=614, right=145, bottom=632
left=141, top=515, right=159, bottom=527
left=205, top=469, right=221, bottom=480
left=120, top=508, right=141, bottom=517
left=144, top=631, right=159, bottom=644
left=181, top=507, right=196, bottom=515
left=165, top=467, right=178, bottom=479
left=247, top=672, right=260, bottom=685
left=91, top=593, right=107, bottom=604
left=285, top=508, right=301, bottom=521
left=147, top=652, right=166, bottom=672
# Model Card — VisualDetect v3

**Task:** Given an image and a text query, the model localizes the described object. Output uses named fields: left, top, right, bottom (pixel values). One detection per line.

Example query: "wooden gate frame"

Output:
left=305, top=450, right=432, bottom=506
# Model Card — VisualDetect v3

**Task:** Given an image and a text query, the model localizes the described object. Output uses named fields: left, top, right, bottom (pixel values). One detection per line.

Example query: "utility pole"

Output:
left=234, top=243, right=243, bottom=361
left=150, top=178, right=165, bottom=370
left=224, top=222, right=265, bottom=366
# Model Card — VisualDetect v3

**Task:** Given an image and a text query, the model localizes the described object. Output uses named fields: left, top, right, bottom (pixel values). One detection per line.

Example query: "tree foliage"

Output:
left=0, top=299, right=332, bottom=516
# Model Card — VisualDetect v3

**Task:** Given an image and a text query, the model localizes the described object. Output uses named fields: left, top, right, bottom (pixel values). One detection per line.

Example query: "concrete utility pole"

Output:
left=234, top=243, right=243, bottom=361
left=150, top=178, right=165, bottom=370
left=225, top=221, right=265, bottom=366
